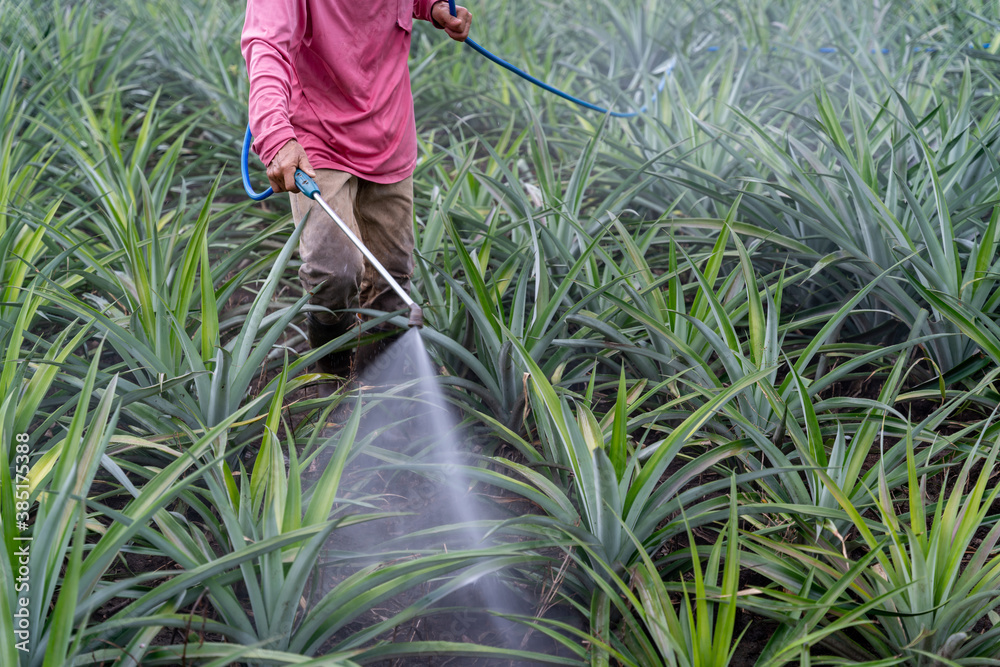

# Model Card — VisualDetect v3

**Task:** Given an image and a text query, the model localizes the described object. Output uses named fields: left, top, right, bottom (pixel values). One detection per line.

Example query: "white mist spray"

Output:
left=309, top=328, right=535, bottom=662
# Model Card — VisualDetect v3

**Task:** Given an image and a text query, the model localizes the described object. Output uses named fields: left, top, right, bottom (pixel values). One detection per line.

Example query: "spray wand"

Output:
left=241, top=128, right=423, bottom=328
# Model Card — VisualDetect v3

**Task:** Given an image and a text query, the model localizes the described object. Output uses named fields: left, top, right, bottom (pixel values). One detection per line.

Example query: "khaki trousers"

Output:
left=290, top=170, right=414, bottom=328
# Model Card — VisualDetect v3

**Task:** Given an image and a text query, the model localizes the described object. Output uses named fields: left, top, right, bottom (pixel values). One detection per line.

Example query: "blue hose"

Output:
left=240, top=5, right=672, bottom=199
left=241, top=125, right=273, bottom=200
left=446, top=0, right=667, bottom=117
left=444, top=0, right=995, bottom=116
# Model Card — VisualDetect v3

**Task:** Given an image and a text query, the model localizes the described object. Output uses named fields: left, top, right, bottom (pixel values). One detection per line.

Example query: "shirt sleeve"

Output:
left=414, top=0, right=444, bottom=24
left=241, top=0, right=307, bottom=167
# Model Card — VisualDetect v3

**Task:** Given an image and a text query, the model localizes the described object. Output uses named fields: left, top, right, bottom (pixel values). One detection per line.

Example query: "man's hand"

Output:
left=431, top=1, right=471, bottom=42
left=267, top=139, right=316, bottom=194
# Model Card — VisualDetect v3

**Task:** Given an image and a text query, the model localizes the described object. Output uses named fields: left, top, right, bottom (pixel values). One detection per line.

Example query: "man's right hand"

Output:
left=267, top=139, right=316, bottom=193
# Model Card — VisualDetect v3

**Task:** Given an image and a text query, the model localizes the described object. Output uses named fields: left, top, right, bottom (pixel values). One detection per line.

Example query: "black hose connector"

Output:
left=408, top=304, right=424, bottom=328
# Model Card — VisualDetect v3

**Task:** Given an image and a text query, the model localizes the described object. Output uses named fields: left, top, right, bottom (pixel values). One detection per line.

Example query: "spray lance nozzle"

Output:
left=407, top=303, right=424, bottom=329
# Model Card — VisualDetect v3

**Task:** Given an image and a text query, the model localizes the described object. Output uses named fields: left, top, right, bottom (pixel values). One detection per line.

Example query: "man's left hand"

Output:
left=431, top=2, right=472, bottom=42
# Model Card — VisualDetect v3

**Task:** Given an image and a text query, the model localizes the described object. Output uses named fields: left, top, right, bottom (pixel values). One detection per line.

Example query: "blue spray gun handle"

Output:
left=293, top=170, right=320, bottom=198
left=241, top=125, right=320, bottom=200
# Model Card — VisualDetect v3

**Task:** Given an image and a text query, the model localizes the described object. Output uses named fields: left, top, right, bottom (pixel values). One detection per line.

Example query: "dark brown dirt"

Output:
left=87, top=303, right=1000, bottom=666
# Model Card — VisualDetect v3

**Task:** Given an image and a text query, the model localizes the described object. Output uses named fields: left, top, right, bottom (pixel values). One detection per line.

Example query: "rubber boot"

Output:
left=306, top=312, right=355, bottom=379
left=353, top=325, right=402, bottom=380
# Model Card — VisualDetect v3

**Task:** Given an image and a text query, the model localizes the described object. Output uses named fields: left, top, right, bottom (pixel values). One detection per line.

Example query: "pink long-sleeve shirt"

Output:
left=242, top=0, right=441, bottom=183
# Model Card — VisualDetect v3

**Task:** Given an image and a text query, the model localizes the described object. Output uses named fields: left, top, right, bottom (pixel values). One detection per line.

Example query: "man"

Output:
left=242, top=0, right=472, bottom=378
